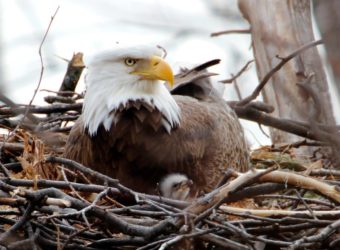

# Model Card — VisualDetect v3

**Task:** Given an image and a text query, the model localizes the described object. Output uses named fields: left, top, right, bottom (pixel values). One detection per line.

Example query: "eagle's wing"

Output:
left=64, top=117, right=120, bottom=178
left=63, top=119, right=92, bottom=166
left=172, top=59, right=220, bottom=91
left=64, top=94, right=248, bottom=191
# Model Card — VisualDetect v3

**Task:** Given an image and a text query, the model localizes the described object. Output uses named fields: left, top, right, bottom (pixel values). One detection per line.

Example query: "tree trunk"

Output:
left=238, top=0, right=336, bottom=145
left=314, top=0, right=340, bottom=106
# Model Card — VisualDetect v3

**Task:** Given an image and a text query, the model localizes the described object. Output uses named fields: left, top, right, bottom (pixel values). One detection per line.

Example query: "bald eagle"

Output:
left=64, top=45, right=249, bottom=194
left=159, top=173, right=195, bottom=201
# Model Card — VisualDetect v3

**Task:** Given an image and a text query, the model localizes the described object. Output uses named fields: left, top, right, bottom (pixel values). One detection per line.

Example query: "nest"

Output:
left=0, top=56, right=340, bottom=250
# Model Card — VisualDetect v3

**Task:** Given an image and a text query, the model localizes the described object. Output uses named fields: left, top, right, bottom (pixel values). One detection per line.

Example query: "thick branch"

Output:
left=58, top=52, right=85, bottom=97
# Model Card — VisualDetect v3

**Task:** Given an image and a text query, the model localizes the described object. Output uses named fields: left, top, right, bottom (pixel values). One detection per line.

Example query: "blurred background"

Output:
left=2, top=0, right=336, bottom=147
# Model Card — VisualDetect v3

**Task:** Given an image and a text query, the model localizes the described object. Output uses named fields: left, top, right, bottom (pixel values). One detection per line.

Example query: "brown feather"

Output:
left=64, top=98, right=249, bottom=194
left=64, top=61, right=249, bottom=194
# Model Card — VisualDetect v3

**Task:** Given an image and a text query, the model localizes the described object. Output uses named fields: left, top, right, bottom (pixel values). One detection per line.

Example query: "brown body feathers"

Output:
left=64, top=56, right=249, bottom=194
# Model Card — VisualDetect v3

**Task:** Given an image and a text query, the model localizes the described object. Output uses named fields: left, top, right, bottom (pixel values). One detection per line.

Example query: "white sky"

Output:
left=1, top=0, right=256, bottom=99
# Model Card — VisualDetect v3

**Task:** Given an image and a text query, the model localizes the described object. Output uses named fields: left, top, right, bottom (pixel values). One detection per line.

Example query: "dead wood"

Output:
left=57, top=53, right=85, bottom=97
left=239, top=0, right=336, bottom=148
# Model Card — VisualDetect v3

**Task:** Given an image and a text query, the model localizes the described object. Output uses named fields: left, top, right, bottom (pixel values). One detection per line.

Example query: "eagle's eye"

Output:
left=124, top=58, right=137, bottom=66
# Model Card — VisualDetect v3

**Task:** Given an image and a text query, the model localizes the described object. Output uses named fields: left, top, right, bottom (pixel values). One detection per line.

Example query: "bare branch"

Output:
left=220, top=60, right=254, bottom=84
left=21, top=6, right=60, bottom=124
left=211, top=28, right=251, bottom=37
left=237, top=39, right=323, bottom=106
left=219, top=205, right=340, bottom=218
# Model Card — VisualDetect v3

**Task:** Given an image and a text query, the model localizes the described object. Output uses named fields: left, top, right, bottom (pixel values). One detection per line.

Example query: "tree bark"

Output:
left=314, top=0, right=340, bottom=103
left=238, top=0, right=336, bottom=145
left=58, top=52, right=85, bottom=97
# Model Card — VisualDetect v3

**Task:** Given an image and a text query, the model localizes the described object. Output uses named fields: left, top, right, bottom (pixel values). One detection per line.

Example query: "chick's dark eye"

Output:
left=125, top=58, right=137, bottom=66
left=172, top=183, right=179, bottom=189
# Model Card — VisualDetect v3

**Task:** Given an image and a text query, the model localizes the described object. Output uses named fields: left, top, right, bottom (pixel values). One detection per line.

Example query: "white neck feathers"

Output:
left=82, top=78, right=181, bottom=136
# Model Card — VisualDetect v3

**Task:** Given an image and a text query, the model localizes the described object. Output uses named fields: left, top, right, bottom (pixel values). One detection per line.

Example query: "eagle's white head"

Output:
left=159, top=173, right=193, bottom=201
left=83, top=45, right=181, bottom=136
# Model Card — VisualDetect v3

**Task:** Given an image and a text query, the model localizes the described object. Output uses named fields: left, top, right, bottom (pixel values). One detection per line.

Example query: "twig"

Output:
left=214, top=169, right=237, bottom=188
left=0, top=142, right=24, bottom=152
left=211, top=28, right=251, bottom=37
left=0, top=103, right=82, bottom=115
left=44, top=95, right=76, bottom=104
left=41, top=89, right=83, bottom=98
left=275, top=139, right=326, bottom=150
left=0, top=202, right=35, bottom=243
left=20, top=6, right=60, bottom=126
left=157, top=45, right=167, bottom=59
left=139, top=199, right=178, bottom=216
left=206, top=218, right=300, bottom=247
left=0, top=94, right=38, bottom=123
left=45, top=156, right=119, bottom=186
left=219, top=205, right=340, bottom=218
left=257, top=170, right=340, bottom=203
left=0, top=178, right=118, bottom=194
left=61, top=226, right=89, bottom=250
left=290, top=219, right=340, bottom=249
left=0, top=162, right=10, bottom=177
left=220, top=60, right=254, bottom=83
left=158, top=228, right=216, bottom=250
left=294, top=189, right=317, bottom=219
left=60, top=167, right=88, bottom=203
left=233, top=77, right=243, bottom=100
left=199, top=230, right=251, bottom=250
left=44, top=189, right=108, bottom=226
left=256, top=194, right=335, bottom=208
left=310, top=168, right=340, bottom=177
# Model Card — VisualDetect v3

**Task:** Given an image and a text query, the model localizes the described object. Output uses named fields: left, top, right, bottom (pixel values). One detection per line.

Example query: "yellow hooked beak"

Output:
left=132, top=55, right=174, bottom=87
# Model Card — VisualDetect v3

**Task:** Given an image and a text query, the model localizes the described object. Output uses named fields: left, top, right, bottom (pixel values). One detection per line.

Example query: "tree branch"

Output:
left=237, top=39, right=323, bottom=106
